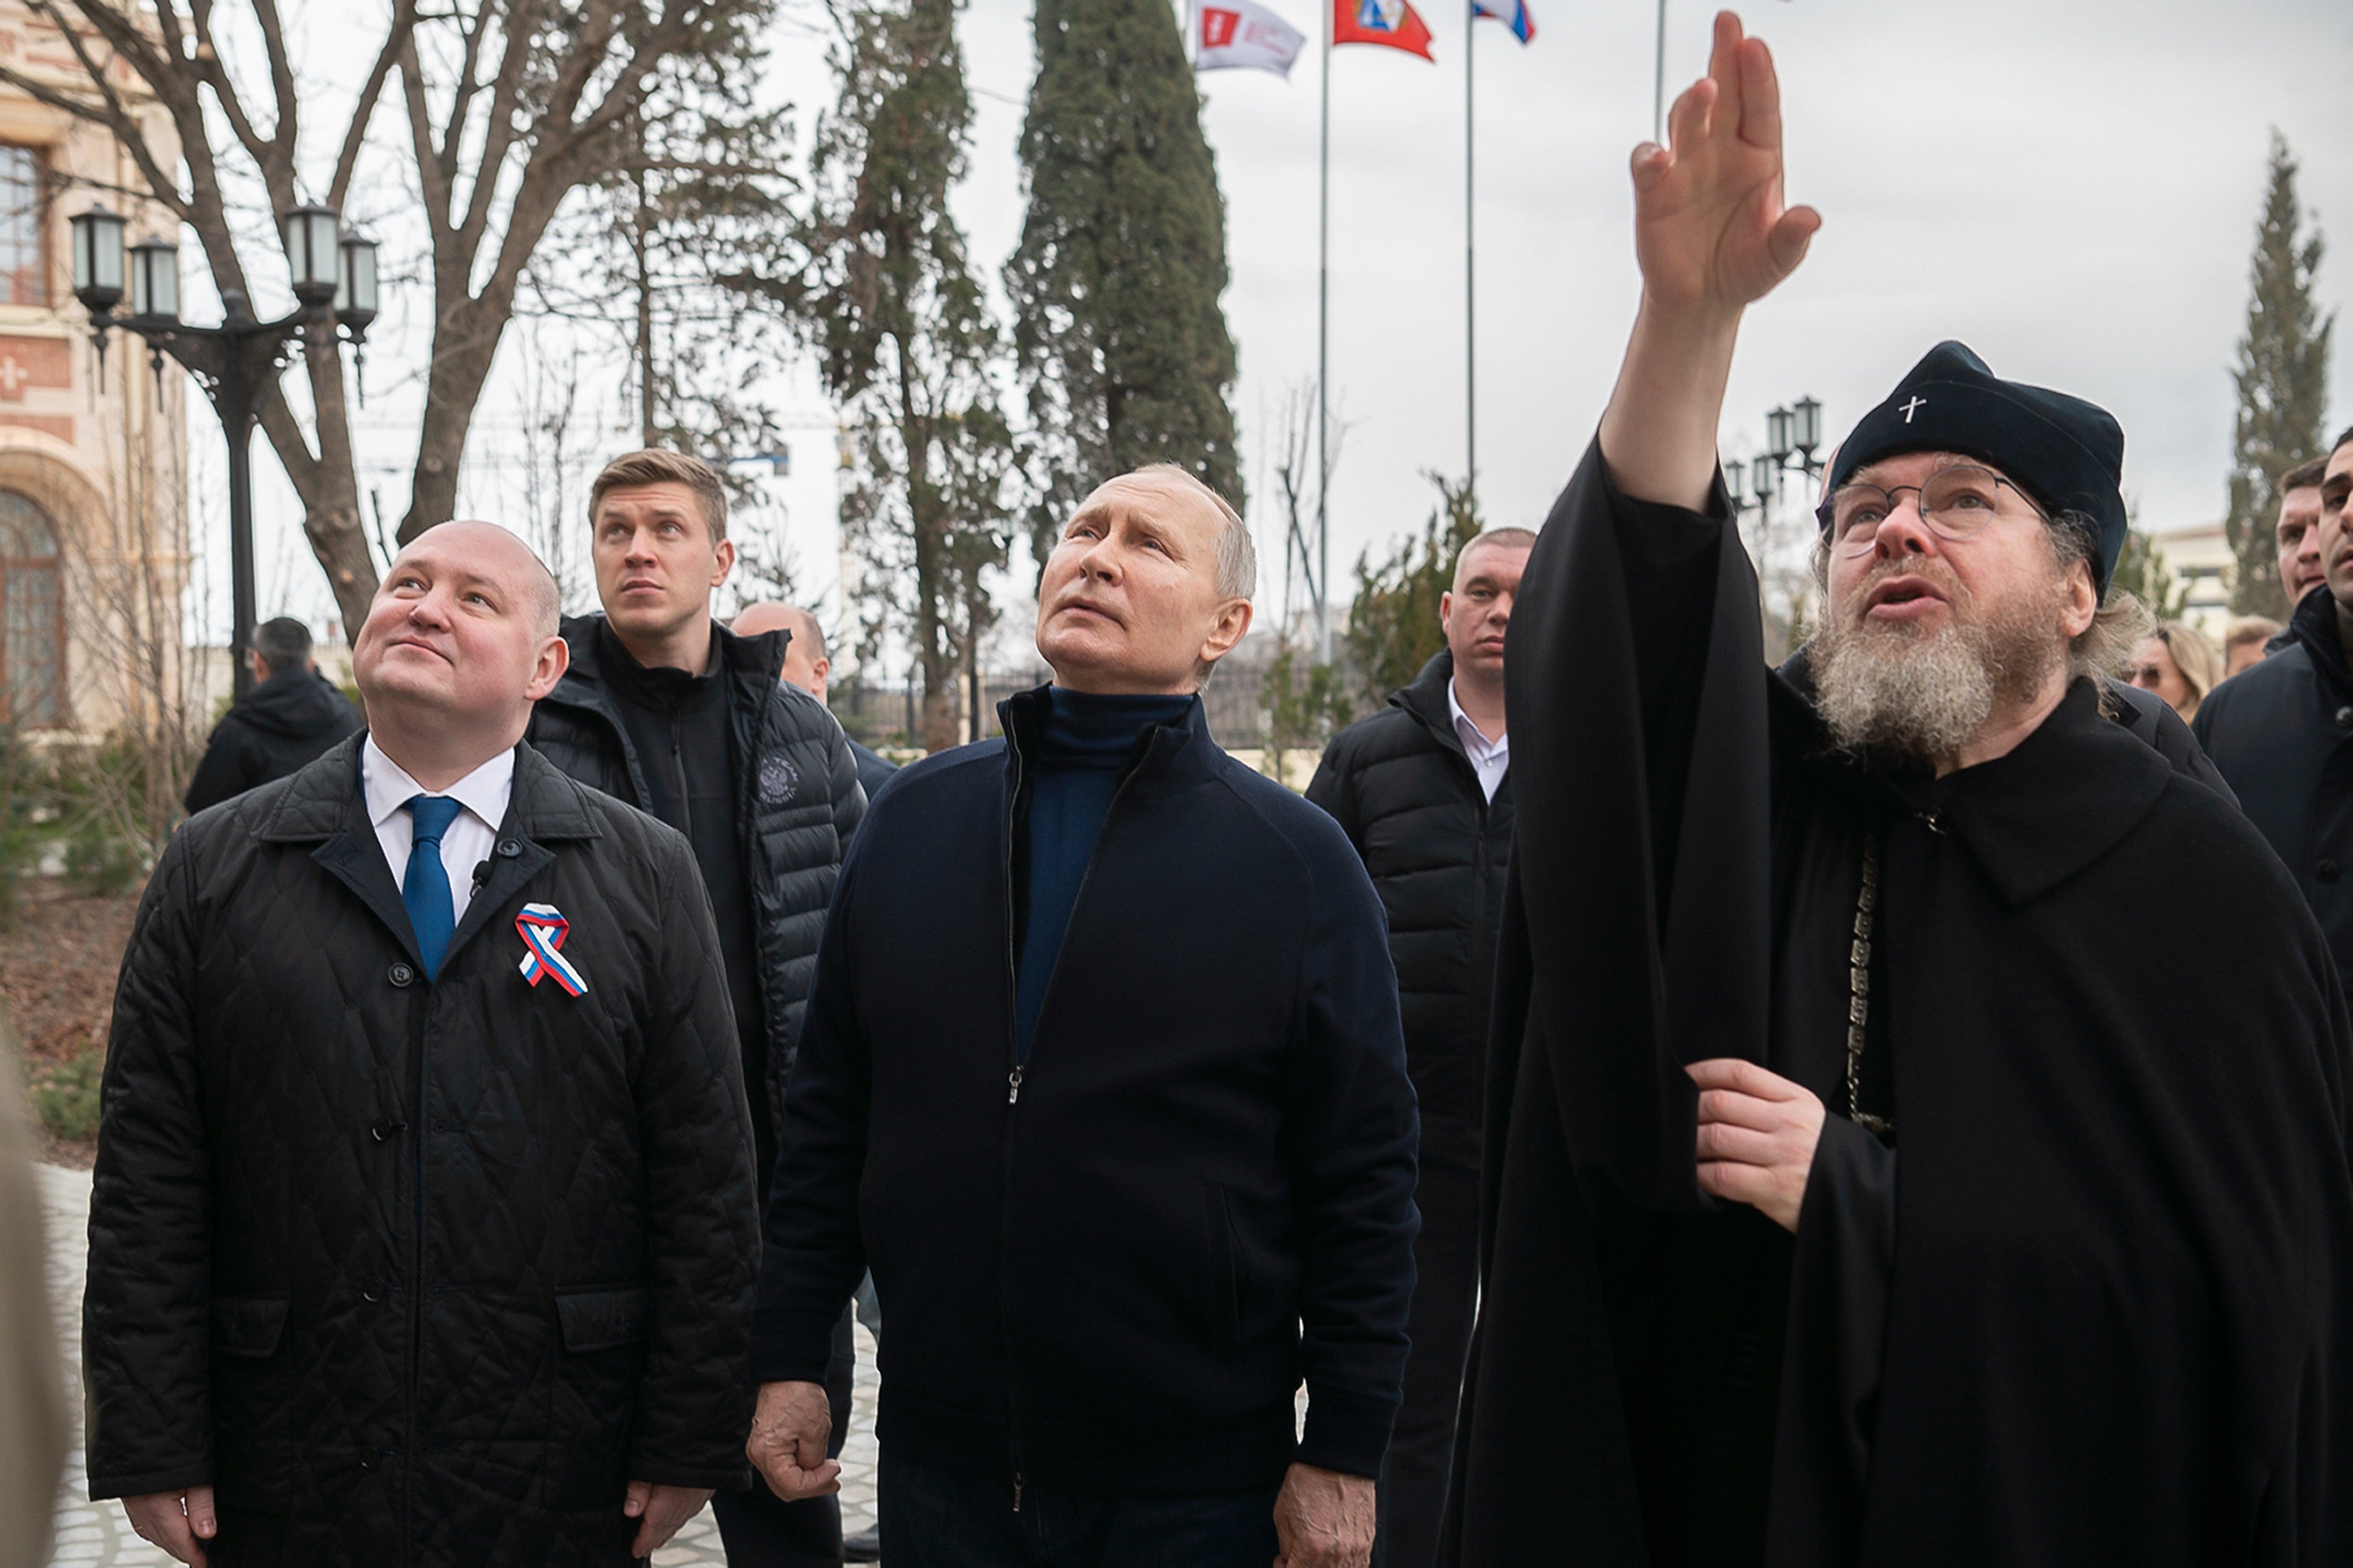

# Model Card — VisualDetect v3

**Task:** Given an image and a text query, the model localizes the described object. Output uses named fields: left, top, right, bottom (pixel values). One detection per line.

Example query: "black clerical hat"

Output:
left=1825, top=341, right=2129, bottom=598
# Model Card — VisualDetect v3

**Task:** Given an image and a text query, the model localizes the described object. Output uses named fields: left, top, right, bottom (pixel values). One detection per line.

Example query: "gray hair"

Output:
left=2048, top=511, right=2153, bottom=684
left=250, top=616, right=313, bottom=675
left=1133, top=462, right=1255, bottom=601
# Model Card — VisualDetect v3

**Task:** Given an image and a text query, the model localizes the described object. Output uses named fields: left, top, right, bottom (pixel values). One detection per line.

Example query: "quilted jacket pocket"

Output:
left=556, top=1286, right=651, bottom=1353
left=550, top=1286, right=650, bottom=1508
left=210, top=1296, right=289, bottom=1359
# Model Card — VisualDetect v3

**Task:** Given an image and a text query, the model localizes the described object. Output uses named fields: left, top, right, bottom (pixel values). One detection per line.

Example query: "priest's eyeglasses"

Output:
left=1818, top=464, right=2046, bottom=556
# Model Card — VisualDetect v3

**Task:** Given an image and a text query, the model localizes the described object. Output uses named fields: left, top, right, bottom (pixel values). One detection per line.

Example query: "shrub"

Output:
left=65, top=819, right=142, bottom=897
left=28, top=1050, right=102, bottom=1143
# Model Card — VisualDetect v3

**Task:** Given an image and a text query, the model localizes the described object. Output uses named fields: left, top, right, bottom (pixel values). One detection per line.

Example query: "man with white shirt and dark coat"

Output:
left=1444, top=16, right=2353, bottom=1567
left=1305, top=526, right=1531, bottom=1568
left=84, top=521, right=760, bottom=1566
left=525, top=451, right=865, bottom=1568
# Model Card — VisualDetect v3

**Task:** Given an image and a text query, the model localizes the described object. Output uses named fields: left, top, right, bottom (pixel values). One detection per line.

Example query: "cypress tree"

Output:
left=2224, top=132, right=2334, bottom=616
left=796, top=0, right=1015, bottom=752
left=1007, top=0, right=1245, bottom=571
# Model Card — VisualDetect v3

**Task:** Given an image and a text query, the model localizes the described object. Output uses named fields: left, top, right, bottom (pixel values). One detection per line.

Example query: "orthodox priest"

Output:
left=1446, top=14, right=2353, bottom=1567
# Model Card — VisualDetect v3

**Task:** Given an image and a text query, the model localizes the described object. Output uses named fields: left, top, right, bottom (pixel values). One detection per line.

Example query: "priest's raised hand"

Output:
left=1630, top=9, right=1818, bottom=315
left=1602, top=8, right=1819, bottom=513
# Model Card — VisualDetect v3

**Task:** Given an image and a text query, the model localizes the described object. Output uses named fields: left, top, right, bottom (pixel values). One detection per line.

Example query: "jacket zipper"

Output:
left=671, top=713, right=691, bottom=839
left=1471, top=786, right=1490, bottom=974
left=998, top=735, right=1028, bottom=1512
left=995, top=721, right=1157, bottom=1510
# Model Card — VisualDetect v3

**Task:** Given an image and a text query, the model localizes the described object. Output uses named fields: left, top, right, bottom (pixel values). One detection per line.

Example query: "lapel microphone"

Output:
left=471, top=860, right=492, bottom=892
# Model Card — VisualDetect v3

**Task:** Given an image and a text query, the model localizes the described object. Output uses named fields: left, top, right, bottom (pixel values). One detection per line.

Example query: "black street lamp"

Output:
left=1728, top=451, right=1778, bottom=520
left=1762, top=395, right=1827, bottom=490
left=70, top=202, right=378, bottom=699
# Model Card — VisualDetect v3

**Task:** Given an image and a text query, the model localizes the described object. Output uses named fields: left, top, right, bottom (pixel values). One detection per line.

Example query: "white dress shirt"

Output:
left=1447, top=678, right=1510, bottom=803
left=362, top=736, right=513, bottom=927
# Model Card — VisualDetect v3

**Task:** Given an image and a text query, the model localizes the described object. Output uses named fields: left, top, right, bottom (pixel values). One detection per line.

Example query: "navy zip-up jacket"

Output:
left=751, top=686, right=1421, bottom=1496
left=2196, top=582, right=2353, bottom=1013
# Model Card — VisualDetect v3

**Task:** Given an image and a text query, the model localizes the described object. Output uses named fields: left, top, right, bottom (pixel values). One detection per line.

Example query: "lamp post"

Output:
left=1761, top=395, right=1826, bottom=499
left=1731, top=401, right=1823, bottom=642
left=1727, top=450, right=1778, bottom=521
left=71, top=202, right=378, bottom=699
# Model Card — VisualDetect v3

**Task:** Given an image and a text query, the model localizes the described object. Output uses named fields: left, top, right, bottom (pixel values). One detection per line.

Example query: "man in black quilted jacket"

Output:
left=525, top=451, right=863, bottom=1568
left=1304, top=525, right=1531, bottom=1568
left=85, top=520, right=761, bottom=1566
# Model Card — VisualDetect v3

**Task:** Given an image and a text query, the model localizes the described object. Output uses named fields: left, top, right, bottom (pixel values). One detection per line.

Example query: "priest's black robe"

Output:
left=1444, top=440, right=2353, bottom=1567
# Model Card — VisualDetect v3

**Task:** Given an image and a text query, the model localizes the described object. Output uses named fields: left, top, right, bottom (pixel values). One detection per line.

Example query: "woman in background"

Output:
left=2130, top=620, right=2223, bottom=722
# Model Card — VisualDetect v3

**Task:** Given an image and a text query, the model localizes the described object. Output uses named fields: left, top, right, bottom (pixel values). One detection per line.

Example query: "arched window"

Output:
left=0, top=491, right=63, bottom=727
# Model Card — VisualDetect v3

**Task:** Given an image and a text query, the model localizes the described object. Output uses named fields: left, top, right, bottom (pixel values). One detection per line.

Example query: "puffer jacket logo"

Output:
left=758, top=752, right=800, bottom=806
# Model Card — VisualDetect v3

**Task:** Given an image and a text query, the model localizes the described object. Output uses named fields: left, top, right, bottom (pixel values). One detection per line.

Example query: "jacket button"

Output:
left=363, top=1287, right=383, bottom=1303
left=388, top=962, right=415, bottom=988
left=370, top=1119, right=405, bottom=1143
left=2337, top=707, right=2353, bottom=729
left=496, top=838, right=522, bottom=858
left=2321, top=860, right=2342, bottom=884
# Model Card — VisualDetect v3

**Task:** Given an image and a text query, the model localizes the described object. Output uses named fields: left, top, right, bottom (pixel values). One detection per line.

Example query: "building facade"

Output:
left=2148, top=520, right=2234, bottom=641
left=0, top=3, right=186, bottom=744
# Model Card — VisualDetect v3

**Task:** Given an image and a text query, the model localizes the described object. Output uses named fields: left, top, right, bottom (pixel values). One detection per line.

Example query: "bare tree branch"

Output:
left=330, top=0, right=419, bottom=209
left=246, top=0, right=303, bottom=169
left=187, top=0, right=294, bottom=203
left=454, top=0, right=550, bottom=252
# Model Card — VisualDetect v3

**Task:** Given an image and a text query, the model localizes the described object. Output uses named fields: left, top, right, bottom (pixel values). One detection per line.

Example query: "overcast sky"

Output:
left=1077, top=0, right=2351, bottom=564
left=233, top=0, right=2351, bottom=650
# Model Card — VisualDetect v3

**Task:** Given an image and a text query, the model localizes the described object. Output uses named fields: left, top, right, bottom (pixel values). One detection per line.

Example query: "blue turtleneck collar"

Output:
left=1037, top=687, right=1197, bottom=769
left=1013, top=687, right=1198, bottom=1064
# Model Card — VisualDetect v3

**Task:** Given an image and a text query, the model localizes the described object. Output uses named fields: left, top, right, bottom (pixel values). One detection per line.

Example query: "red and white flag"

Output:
left=1333, top=0, right=1435, bottom=59
left=1193, top=0, right=1308, bottom=77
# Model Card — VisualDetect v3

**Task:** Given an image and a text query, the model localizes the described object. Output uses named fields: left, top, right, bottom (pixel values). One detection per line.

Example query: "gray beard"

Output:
left=1810, top=581, right=2064, bottom=765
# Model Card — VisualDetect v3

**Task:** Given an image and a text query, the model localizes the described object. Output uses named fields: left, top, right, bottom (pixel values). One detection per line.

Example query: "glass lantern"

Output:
left=336, top=230, right=379, bottom=335
left=127, top=236, right=180, bottom=322
left=280, top=202, right=341, bottom=306
left=70, top=205, right=126, bottom=312
left=1793, top=396, right=1823, bottom=456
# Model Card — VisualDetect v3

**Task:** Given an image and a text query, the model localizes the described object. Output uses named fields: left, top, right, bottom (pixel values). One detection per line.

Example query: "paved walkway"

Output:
left=37, top=1164, right=881, bottom=1566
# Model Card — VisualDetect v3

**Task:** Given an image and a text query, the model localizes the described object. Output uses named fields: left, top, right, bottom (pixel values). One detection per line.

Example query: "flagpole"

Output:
left=1652, top=0, right=1666, bottom=142
left=1465, top=0, right=1476, bottom=491
left=1317, top=0, right=1332, bottom=662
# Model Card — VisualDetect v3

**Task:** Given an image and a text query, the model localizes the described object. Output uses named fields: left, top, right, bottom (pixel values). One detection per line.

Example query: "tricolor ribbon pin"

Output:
left=516, top=903, right=588, bottom=996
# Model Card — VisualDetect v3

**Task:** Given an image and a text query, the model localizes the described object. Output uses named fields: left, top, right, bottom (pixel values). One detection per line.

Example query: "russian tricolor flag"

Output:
left=1473, top=0, right=1534, bottom=42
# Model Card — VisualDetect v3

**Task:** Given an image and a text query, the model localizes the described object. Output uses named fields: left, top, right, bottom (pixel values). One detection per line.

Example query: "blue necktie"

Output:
left=404, top=795, right=464, bottom=980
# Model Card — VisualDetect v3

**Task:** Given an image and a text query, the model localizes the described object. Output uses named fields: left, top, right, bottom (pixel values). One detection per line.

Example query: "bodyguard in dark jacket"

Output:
left=525, top=452, right=863, bottom=1567
left=183, top=616, right=362, bottom=815
left=1304, top=525, right=1529, bottom=1568
left=528, top=612, right=862, bottom=1169
left=87, top=523, right=759, bottom=1567
left=734, top=599, right=903, bottom=809
left=748, top=466, right=1418, bottom=1568
left=2196, top=431, right=2353, bottom=1003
